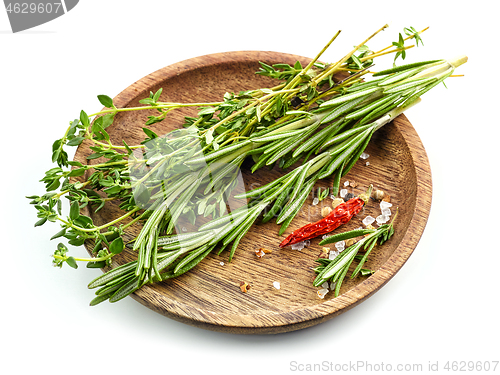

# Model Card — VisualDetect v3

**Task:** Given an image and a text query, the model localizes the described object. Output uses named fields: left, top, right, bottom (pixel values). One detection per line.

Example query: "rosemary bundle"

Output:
left=28, top=25, right=466, bottom=305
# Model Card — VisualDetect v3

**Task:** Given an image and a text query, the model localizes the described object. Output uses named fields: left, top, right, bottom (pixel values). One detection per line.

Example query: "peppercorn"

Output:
left=343, top=192, right=355, bottom=202
left=290, top=96, right=304, bottom=107
left=239, top=282, right=250, bottom=293
left=321, top=206, right=333, bottom=217
left=345, top=238, right=357, bottom=247
left=371, top=189, right=385, bottom=201
left=332, top=197, right=344, bottom=209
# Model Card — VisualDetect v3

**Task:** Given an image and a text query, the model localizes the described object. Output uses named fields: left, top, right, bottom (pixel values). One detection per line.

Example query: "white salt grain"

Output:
left=219, top=262, right=225, bottom=266
left=312, top=197, right=319, bottom=206
left=366, top=162, right=370, bottom=166
left=329, top=250, right=338, bottom=260
left=273, top=281, right=281, bottom=290
left=360, top=152, right=370, bottom=160
left=380, top=201, right=393, bottom=210
left=340, top=189, right=348, bottom=198
left=330, top=195, right=336, bottom=200
left=381, top=208, right=391, bottom=216
left=321, top=282, right=329, bottom=290
left=317, top=288, right=329, bottom=299
left=182, top=227, right=187, bottom=232
left=362, top=215, right=375, bottom=226
left=322, top=235, right=328, bottom=240
left=376, top=215, right=389, bottom=225
left=330, top=281, right=336, bottom=290
left=335, top=241, right=345, bottom=252
left=291, top=241, right=305, bottom=251
left=344, top=181, right=349, bottom=187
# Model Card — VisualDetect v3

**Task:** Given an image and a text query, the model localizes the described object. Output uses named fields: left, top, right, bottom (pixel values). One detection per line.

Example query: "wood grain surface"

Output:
left=74, top=51, right=432, bottom=334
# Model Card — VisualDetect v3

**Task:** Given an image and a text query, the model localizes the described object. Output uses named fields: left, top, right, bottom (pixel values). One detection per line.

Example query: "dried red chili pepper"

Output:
left=279, top=185, right=372, bottom=247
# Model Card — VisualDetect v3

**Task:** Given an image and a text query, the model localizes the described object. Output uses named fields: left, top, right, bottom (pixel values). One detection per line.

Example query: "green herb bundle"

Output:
left=28, top=25, right=466, bottom=305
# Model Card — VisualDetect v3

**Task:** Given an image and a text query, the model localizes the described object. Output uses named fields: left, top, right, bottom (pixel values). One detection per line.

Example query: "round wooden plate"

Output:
left=75, top=51, right=432, bottom=334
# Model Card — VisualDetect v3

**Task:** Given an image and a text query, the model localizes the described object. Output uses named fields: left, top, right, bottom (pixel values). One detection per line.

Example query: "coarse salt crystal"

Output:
left=273, top=281, right=281, bottom=290
left=330, top=281, right=336, bottom=290
left=344, top=181, right=349, bottom=187
left=322, top=235, right=328, bottom=240
left=312, top=197, right=319, bottom=206
left=360, top=152, right=370, bottom=160
left=340, top=189, right=348, bottom=198
left=182, top=227, right=187, bottom=232
left=321, top=282, right=329, bottom=290
left=362, top=215, right=375, bottom=226
left=291, top=241, right=305, bottom=251
left=317, top=288, right=329, bottom=299
left=335, top=241, right=345, bottom=251
left=329, top=250, right=338, bottom=260
left=219, top=262, right=225, bottom=266
left=365, top=162, right=370, bottom=166
left=381, top=208, right=391, bottom=216
left=330, top=195, right=336, bottom=200
left=376, top=215, right=389, bottom=225
left=380, top=201, right=393, bottom=210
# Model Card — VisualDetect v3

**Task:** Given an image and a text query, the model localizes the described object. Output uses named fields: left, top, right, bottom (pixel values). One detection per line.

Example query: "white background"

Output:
left=1, top=1, right=498, bottom=374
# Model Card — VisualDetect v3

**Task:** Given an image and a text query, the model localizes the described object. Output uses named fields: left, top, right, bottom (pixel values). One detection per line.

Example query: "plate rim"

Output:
left=84, top=51, right=432, bottom=334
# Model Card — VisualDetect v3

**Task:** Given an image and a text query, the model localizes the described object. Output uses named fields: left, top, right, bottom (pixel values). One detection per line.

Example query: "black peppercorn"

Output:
left=343, top=192, right=355, bottom=202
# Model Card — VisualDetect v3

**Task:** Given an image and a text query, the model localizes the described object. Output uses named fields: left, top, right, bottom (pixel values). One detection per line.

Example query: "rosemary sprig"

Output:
left=313, top=210, right=398, bottom=296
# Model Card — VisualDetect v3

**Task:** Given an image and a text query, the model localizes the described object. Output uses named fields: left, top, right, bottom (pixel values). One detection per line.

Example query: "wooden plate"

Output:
left=75, top=51, right=432, bottom=334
